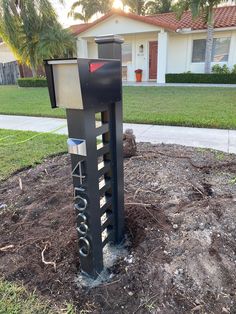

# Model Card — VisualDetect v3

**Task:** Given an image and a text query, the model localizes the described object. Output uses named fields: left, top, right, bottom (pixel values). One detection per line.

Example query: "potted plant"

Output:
left=135, top=69, right=143, bottom=82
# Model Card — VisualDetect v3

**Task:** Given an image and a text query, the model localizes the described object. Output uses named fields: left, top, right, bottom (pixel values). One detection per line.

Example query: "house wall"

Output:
left=77, top=13, right=236, bottom=81
left=76, top=14, right=164, bottom=81
left=79, top=14, right=161, bottom=37
left=82, top=32, right=159, bottom=81
left=167, top=29, right=236, bottom=73
left=0, top=43, right=16, bottom=63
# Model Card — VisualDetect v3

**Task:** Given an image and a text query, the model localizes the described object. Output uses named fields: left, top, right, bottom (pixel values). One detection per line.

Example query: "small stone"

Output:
left=173, top=224, right=179, bottom=230
left=123, top=129, right=137, bottom=158
left=125, top=255, right=133, bottom=264
left=199, top=223, right=205, bottom=230
left=191, top=305, right=202, bottom=312
left=128, top=291, right=134, bottom=296
left=0, top=204, right=7, bottom=210
left=222, top=307, right=230, bottom=313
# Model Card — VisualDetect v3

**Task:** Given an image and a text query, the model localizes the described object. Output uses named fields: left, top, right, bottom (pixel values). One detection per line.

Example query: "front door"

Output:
left=149, top=41, right=158, bottom=80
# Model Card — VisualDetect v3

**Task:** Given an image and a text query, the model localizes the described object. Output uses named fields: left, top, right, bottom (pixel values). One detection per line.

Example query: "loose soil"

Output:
left=1, top=143, right=236, bottom=313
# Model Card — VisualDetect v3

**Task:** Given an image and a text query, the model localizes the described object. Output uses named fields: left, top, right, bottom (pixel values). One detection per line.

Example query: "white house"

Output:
left=71, top=6, right=236, bottom=83
left=0, top=40, right=16, bottom=63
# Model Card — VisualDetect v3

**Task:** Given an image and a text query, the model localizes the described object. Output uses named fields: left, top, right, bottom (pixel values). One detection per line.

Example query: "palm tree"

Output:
left=0, top=0, right=75, bottom=77
left=68, top=0, right=113, bottom=22
left=145, top=0, right=173, bottom=14
left=174, top=0, right=226, bottom=73
left=122, top=0, right=146, bottom=15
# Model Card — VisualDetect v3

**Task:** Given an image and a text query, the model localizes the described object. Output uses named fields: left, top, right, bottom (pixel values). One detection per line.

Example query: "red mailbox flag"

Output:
left=89, top=62, right=107, bottom=73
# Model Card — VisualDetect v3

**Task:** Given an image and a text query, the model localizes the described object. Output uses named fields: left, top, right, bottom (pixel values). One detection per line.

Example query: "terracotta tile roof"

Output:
left=147, top=5, right=236, bottom=31
left=69, top=23, right=92, bottom=35
left=70, top=9, right=177, bottom=34
left=71, top=5, right=236, bottom=35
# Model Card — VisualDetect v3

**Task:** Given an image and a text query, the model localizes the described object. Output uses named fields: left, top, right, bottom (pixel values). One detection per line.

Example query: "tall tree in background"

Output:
left=174, top=0, right=225, bottom=73
left=122, top=0, right=145, bottom=15
left=0, top=0, right=75, bottom=76
left=68, top=0, right=113, bottom=22
left=145, top=0, right=172, bottom=14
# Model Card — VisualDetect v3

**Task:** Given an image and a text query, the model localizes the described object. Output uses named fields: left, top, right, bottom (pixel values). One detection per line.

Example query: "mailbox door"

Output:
left=77, top=59, right=122, bottom=108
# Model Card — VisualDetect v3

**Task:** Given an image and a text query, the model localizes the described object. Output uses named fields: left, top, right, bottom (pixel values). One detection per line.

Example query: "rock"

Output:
left=199, top=223, right=205, bottom=230
left=0, top=203, right=7, bottom=210
left=191, top=305, right=202, bottom=312
left=123, top=129, right=137, bottom=158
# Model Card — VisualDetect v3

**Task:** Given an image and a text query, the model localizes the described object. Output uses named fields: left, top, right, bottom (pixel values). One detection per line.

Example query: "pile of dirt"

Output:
left=1, top=143, right=236, bottom=313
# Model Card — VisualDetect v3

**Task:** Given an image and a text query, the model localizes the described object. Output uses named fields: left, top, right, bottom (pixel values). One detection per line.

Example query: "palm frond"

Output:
left=0, top=0, right=75, bottom=74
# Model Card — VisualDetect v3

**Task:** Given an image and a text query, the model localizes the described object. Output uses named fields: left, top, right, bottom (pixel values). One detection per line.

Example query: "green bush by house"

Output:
left=211, top=64, right=231, bottom=74
left=18, top=78, right=48, bottom=87
left=166, top=73, right=236, bottom=84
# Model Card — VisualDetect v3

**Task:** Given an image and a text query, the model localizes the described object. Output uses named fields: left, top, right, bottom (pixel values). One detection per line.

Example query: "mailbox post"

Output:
left=44, top=36, right=125, bottom=279
left=95, top=35, right=125, bottom=245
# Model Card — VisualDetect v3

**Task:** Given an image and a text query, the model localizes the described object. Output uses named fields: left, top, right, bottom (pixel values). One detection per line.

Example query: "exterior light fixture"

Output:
left=139, top=44, right=144, bottom=53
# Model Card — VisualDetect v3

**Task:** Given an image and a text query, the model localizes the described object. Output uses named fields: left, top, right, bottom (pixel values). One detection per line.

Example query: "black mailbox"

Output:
left=44, top=58, right=122, bottom=110
left=44, top=36, right=125, bottom=280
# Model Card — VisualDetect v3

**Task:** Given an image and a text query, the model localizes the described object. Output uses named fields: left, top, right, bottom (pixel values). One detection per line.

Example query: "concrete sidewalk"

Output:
left=0, top=114, right=235, bottom=154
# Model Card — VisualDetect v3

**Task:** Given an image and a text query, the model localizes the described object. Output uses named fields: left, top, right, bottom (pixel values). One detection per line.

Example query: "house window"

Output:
left=122, top=43, right=132, bottom=65
left=192, top=37, right=231, bottom=63
left=212, top=37, right=230, bottom=62
left=192, top=39, right=206, bottom=63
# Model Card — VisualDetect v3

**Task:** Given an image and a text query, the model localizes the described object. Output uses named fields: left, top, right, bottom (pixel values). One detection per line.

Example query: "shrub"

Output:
left=17, top=77, right=47, bottom=87
left=231, top=65, right=236, bottom=74
left=211, top=64, right=230, bottom=74
left=166, top=73, right=236, bottom=84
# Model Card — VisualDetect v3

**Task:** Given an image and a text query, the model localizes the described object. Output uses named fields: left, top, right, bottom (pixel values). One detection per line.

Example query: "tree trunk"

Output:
left=204, top=9, right=214, bottom=74
left=31, top=65, right=37, bottom=78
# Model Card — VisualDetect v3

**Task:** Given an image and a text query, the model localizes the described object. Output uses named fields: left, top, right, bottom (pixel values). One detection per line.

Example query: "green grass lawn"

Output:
left=0, top=85, right=236, bottom=129
left=0, top=128, right=67, bottom=181
left=0, top=280, right=53, bottom=314
left=0, top=280, right=76, bottom=314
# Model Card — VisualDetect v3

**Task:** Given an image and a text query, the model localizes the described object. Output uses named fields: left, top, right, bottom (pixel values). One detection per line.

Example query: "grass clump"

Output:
left=0, top=129, right=67, bottom=181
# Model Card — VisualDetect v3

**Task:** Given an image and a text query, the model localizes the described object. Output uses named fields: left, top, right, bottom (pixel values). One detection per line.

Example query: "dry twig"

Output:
left=125, top=202, right=152, bottom=207
left=19, top=177, right=23, bottom=190
left=191, top=184, right=204, bottom=196
left=41, top=243, right=57, bottom=271
left=0, top=245, right=14, bottom=252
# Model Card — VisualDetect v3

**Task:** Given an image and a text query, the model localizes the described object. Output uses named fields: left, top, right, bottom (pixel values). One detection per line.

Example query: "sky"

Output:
left=50, top=0, right=124, bottom=27
left=50, top=0, right=79, bottom=27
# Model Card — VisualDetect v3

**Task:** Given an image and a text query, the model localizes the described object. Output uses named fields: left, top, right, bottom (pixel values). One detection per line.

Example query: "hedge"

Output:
left=17, top=78, right=47, bottom=87
left=166, top=73, right=236, bottom=84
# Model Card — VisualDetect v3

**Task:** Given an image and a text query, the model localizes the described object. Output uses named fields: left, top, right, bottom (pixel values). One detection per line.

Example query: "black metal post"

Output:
left=95, top=35, right=125, bottom=244
left=66, top=109, right=104, bottom=278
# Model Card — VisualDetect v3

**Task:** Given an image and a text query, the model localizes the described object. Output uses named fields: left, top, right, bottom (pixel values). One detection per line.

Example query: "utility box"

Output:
left=44, top=58, right=121, bottom=109
left=44, top=36, right=124, bottom=279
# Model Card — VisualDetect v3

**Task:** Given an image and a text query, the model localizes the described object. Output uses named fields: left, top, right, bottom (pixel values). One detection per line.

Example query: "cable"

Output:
left=0, top=124, right=67, bottom=147
left=0, top=135, right=13, bottom=142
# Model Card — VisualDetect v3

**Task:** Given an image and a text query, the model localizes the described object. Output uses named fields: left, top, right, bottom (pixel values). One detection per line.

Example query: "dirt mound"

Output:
left=1, top=143, right=236, bottom=313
